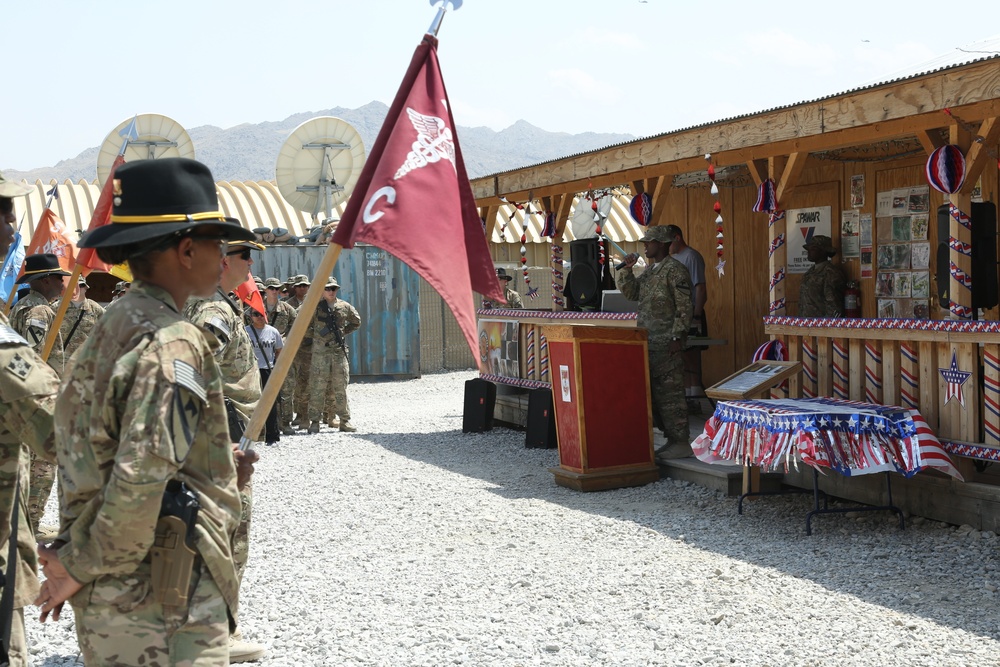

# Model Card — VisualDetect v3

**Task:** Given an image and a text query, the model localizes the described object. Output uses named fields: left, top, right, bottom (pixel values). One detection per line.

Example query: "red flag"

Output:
left=332, top=35, right=503, bottom=361
left=235, top=272, right=267, bottom=321
left=19, top=208, right=78, bottom=277
left=76, top=154, right=125, bottom=275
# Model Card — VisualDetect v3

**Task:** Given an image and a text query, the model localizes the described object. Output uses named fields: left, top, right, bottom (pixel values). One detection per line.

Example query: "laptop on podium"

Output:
left=601, top=290, right=638, bottom=313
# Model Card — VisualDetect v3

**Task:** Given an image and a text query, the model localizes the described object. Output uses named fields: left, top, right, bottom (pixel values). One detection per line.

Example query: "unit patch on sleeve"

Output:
left=170, top=360, right=207, bottom=462
left=6, top=352, right=32, bottom=379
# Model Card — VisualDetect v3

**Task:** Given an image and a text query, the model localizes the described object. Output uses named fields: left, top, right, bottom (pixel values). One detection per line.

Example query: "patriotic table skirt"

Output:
left=692, top=397, right=963, bottom=480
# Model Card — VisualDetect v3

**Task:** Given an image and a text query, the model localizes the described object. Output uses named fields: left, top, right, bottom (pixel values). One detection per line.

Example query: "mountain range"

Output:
left=4, top=101, right=636, bottom=184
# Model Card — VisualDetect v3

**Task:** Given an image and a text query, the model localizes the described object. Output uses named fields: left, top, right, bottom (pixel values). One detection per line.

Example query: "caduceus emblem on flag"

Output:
left=394, top=108, right=457, bottom=179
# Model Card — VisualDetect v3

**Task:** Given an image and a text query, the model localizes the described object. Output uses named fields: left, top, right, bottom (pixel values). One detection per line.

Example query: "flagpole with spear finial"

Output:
left=40, top=116, right=139, bottom=363
left=427, top=0, right=461, bottom=36
left=237, top=0, right=473, bottom=451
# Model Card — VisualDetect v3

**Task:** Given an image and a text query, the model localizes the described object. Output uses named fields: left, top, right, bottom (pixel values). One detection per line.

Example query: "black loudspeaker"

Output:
left=936, top=202, right=998, bottom=310
left=463, top=378, right=496, bottom=433
left=525, top=388, right=557, bottom=449
left=567, top=238, right=603, bottom=310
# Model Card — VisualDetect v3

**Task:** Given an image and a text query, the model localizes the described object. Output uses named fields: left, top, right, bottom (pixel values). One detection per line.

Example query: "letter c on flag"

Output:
left=364, top=186, right=396, bottom=224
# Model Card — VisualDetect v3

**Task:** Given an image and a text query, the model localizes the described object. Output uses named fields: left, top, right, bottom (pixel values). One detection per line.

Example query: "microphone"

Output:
left=615, top=253, right=638, bottom=271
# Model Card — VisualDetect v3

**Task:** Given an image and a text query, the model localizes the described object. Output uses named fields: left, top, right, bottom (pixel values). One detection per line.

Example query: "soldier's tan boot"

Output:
left=339, top=420, right=357, bottom=432
left=229, top=630, right=265, bottom=663
left=308, top=421, right=320, bottom=434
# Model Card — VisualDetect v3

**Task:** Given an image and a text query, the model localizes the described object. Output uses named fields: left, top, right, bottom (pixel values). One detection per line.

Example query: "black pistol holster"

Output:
left=150, top=480, right=200, bottom=607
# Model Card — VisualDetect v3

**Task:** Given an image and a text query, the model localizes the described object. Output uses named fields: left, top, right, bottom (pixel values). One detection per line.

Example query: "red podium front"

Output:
left=543, top=325, right=658, bottom=491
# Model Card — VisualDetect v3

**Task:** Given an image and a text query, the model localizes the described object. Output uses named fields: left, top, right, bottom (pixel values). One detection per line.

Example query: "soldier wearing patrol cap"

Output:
left=798, top=235, right=847, bottom=318
left=616, top=225, right=693, bottom=462
left=34, top=157, right=259, bottom=665
left=263, top=277, right=297, bottom=434
left=285, top=275, right=313, bottom=426
left=0, top=169, right=62, bottom=666
left=307, top=276, right=361, bottom=434
left=60, top=275, right=106, bottom=361
left=184, top=236, right=267, bottom=662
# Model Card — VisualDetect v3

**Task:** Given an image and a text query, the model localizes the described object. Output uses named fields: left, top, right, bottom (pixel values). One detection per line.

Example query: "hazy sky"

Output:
left=3, top=1, right=999, bottom=171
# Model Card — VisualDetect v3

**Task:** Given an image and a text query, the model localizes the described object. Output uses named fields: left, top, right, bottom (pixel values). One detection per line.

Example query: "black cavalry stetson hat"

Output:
left=78, top=157, right=256, bottom=249
left=21, top=253, right=72, bottom=281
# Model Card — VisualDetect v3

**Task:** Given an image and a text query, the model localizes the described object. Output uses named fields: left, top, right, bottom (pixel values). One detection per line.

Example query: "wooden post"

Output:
left=899, top=342, right=919, bottom=410
left=864, top=340, right=883, bottom=404
left=983, top=344, right=1000, bottom=448
left=767, top=156, right=788, bottom=317
left=832, top=338, right=849, bottom=400
left=948, top=124, right=973, bottom=319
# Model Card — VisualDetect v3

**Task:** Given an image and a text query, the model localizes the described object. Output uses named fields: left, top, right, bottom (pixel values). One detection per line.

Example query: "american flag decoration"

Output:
left=939, top=350, right=972, bottom=408
left=541, top=211, right=556, bottom=238
left=692, top=397, right=963, bottom=480
left=706, top=154, right=725, bottom=277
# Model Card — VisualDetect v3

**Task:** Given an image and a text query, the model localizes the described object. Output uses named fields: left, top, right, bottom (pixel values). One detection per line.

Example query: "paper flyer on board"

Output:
left=787, top=206, right=832, bottom=274
left=840, top=209, right=860, bottom=258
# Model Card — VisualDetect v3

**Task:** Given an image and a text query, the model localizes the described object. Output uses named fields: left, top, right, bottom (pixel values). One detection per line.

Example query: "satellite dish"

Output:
left=274, top=117, right=365, bottom=220
left=96, top=114, right=195, bottom=187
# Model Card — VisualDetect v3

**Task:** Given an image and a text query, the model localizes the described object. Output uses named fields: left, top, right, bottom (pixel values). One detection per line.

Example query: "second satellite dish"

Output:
left=275, top=117, right=366, bottom=220
left=96, top=113, right=195, bottom=187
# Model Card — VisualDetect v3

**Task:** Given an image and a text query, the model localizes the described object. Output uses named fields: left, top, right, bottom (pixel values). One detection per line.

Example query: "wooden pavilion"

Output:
left=471, top=52, right=1000, bottom=528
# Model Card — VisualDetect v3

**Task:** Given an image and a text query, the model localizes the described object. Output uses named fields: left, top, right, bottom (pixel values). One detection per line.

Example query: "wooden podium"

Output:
left=543, top=325, right=659, bottom=491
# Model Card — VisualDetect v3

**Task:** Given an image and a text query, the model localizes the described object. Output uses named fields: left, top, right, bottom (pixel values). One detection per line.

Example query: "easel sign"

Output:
left=706, top=361, right=802, bottom=400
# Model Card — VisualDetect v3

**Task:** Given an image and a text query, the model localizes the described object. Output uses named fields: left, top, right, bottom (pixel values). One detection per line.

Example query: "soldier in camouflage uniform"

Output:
left=264, top=277, right=298, bottom=434
left=285, top=275, right=313, bottom=426
left=0, top=175, right=61, bottom=667
left=9, top=253, right=69, bottom=535
left=9, top=253, right=69, bottom=375
left=34, top=157, right=258, bottom=665
left=59, top=275, right=106, bottom=362
left=184, top=238, right=266, bottom=663
left=798, top=235, right=847, bottom=318
left=482, top=268, right=523, bottom=309
left=617, top=225, right=693, bottom=461
left=307, top=277, right=361, bottom=434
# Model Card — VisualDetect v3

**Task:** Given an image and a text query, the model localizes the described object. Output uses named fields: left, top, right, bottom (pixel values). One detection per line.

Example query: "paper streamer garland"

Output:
left=752, top=178, right=777, bottom=213
left=706, top=154, right=725, bottom=276
left=520, top=231, right=538, bottom=300
left=551, top=244, right=565, bottom=308
left=926, top=144, right=973, bottom=320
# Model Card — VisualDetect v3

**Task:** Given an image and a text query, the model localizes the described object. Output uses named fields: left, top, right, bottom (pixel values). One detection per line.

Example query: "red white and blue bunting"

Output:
left=692, top=397, right=963, bottom=480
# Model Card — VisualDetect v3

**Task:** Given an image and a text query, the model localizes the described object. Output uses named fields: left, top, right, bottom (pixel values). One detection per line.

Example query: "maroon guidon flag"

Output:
left=332, top=34, right=504, bottom=362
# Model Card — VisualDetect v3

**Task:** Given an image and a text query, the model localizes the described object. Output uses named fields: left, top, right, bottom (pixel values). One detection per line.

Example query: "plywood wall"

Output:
left=479, top=149, right=1000, bottom=386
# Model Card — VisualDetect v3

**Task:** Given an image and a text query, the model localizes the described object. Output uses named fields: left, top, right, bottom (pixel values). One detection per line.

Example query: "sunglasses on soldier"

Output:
left=226, top=248, right=252, bottom=260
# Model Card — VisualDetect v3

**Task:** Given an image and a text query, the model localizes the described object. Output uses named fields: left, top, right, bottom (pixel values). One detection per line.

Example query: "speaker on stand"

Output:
left=566, top=238, right=604, bottom=311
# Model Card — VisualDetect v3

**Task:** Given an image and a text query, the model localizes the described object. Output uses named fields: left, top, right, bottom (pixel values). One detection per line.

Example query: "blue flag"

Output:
left=0, top=231, right=25, bottom=302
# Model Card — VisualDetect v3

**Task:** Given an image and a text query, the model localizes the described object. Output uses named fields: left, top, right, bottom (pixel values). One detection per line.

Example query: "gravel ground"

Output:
left=25, top=370, right=1000, bottom=666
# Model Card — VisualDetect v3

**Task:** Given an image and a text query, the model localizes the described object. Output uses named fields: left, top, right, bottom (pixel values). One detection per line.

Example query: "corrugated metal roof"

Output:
left=9, top=178, right=338, bottom=242
left=479, top=37, right=1000, bottom=180
left=491, top=194, right=643, bottom=244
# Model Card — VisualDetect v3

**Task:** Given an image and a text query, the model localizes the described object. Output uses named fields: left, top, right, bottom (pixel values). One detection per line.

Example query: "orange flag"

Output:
left=234, top=272, right=266, bottom=321
left=18, top=208, right=77, bottom=278
left=76, top=154, right=125, bottom=275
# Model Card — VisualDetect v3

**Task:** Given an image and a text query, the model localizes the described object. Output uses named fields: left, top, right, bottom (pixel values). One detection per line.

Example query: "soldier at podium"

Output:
left=616, top=225, right=693, bottom=462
